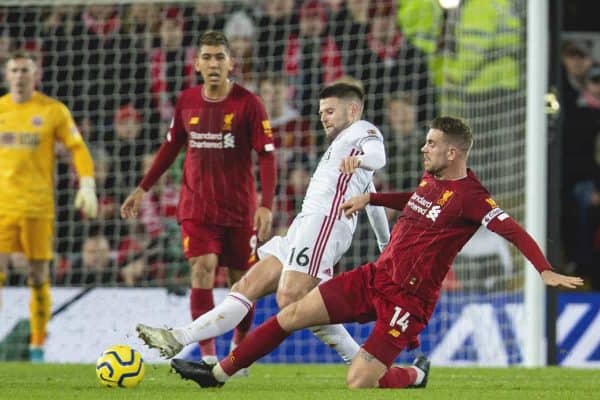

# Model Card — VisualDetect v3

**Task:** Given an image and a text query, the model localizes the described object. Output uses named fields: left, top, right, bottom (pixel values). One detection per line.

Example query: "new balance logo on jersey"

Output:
left=426, top=205, right=441, bottom=222
left=223, top=133, right=235, bottom=148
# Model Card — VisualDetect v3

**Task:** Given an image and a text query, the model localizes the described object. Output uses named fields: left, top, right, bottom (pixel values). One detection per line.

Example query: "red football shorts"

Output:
left=180, top=221, right=257, bottom=270
left=319, top=263, right=432, bottom=366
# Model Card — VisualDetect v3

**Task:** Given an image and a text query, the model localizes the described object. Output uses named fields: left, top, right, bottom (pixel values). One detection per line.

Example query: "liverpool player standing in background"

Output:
left=0, top=51, right=98, bottom=363
left=121, top=31, right=276, bottom=365
left=169, top=116, right=583, bottom=390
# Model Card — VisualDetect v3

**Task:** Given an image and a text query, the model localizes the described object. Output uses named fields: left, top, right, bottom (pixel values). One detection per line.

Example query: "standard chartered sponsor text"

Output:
left=191, top=131, right=222, bottom=140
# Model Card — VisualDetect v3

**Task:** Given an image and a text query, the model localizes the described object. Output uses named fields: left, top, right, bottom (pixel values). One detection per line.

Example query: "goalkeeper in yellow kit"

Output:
left=0, top=51, right=98, bottom=362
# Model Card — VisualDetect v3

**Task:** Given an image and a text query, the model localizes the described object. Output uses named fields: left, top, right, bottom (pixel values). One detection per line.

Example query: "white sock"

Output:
left=212, top=362, right=230, bottom=383
left=171, top=292, right=253, bottom=345
left=202, top=355, right=218, bottom=365
left=309, top=324, right=360, bottom=364
left=412, top=366, right=425, bottom=385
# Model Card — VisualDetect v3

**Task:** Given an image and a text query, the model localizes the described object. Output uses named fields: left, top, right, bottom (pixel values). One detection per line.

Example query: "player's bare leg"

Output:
left=137, top=256, right=282, bottom=358
left=346, top=349, right=429, bottom=389
left=346, top=349, right=388, bottom=388
left=278, top=284, right=332, bottom=330
left=275, top=270, right=319, bottom=308
left=28, top=260, right=51, bottom=363
left=189, top=254, right=219, bottom=363
left=277, top=271, right=360, bottom=364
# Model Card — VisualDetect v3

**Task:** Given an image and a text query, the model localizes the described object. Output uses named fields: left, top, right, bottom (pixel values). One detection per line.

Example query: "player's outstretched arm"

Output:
left=365, top=182, right=390, bottom=252
left=484, top=213, right=584, bottom=289
left=120, top=187, right=146, bottom=219
left=540, top=270, right=584, bottom=289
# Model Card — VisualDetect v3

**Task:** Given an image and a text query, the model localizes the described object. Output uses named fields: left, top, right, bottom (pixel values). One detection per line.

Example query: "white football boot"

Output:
left=136, top=323, right=184, bottom=358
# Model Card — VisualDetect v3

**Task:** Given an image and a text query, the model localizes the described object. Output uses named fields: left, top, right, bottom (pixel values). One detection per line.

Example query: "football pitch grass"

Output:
left=0, top=363, right=598, bottom=400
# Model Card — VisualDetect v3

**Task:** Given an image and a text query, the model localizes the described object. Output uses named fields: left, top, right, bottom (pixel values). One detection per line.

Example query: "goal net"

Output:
left=0, top=0, right=528, bottom=366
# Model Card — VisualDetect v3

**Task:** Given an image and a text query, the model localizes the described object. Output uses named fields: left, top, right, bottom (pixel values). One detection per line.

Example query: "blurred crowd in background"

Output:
left=0, top=0, right=598, bottom=290
left=560, top=38, right=600, bottom=290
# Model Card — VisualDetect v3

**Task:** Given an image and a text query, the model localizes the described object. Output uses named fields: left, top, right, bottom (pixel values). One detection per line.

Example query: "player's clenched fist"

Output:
left=120, top=187, right=146, bottom=219
left=339, top=156, right=362, bottom=174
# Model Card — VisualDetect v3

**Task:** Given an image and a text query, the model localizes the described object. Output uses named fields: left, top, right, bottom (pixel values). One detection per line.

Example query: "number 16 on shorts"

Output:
left=288, top=246, right=310, bottom=268
left=390, top=306, right=411, bottom=333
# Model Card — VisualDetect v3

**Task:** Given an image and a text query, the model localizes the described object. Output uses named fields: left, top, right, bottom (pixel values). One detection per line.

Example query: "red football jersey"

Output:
left=170, top=83, right=274, bottom=226
left=374, top=170, right=512, bottom=307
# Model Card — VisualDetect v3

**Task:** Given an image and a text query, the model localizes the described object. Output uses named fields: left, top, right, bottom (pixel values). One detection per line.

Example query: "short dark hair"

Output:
left=319, top=82, right=364, bottom=104
left=198, top=30, right=231, bottom=54
left=430, top=116, right=473, bottom=153
left=5, top=50, right=37, bottom=66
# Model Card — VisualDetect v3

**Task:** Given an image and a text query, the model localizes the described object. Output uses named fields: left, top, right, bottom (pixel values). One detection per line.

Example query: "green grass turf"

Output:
left=0, top=363, right=598, bottom=400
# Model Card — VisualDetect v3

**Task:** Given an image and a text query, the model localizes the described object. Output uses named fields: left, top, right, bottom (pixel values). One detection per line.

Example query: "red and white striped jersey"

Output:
left=302, top=120, right=385, bottom=230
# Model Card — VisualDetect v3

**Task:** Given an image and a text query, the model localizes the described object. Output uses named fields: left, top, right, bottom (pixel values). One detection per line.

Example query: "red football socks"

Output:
left=233, top=304, right=255, bottom=345
left=220, top=316, right=290, bottom=376
left=378, top=366, right=417, bottom=388
left=190, top=288, right=216, bottom=357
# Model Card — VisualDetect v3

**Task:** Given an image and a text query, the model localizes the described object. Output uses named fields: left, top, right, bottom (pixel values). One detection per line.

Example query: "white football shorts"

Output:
left=258, top=213, right=353, bottom=281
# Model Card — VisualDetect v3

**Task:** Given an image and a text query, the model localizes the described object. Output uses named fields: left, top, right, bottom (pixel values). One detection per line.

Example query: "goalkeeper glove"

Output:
left=74, top=177, right=98, bottom=218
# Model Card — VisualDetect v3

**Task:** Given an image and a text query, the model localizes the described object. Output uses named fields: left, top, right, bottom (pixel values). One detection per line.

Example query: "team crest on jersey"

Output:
left=261, top=120, right=272, bottom=137
left=31, top=116, right=43, bottom=126
left=485, top=198, right=498, bottom=209
left=436, top=190, right=454, bottom=206
left=189, top=117, right=199, bottom=125
left=419, top=180, right=427, bottom=187
left=222, top=113, right=234, bottom=130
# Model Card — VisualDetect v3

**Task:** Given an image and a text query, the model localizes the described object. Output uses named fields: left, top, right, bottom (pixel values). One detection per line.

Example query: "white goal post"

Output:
left=524, top=0, right=548, bottom=367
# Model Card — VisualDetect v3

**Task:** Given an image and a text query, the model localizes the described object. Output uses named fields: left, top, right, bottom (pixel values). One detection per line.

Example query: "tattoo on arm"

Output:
left=359, top=350, right=375, bottom=362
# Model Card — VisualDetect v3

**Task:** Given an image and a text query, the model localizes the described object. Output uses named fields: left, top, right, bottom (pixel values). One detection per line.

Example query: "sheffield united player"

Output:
left=136, top=82, right=390, bottom=366
left=120, top=31, right=276, bottom=364
left=169, top=116, right=583, bottom=389
left=0, top=51, right=98, bottom=363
